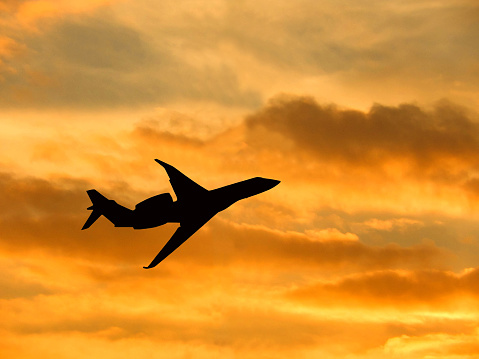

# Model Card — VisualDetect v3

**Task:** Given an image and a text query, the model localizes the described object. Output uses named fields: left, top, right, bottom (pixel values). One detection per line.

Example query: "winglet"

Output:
left=155, top=159, right=166, bottom=167
left=154, top=159, right=183, bottom=177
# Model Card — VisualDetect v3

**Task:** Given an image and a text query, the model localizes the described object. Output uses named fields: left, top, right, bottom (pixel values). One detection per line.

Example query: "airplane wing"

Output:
left=143, top=219, right=210, bottom=269
left=155, top=159, right=208, bottom=201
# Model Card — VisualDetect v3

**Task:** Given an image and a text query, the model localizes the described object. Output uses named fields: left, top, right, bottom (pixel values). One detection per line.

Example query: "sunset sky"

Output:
left=2, top=1, right=479, bottom=358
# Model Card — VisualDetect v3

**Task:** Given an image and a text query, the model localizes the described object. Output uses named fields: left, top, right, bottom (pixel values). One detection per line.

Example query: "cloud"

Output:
left=10, top=0, right=116, bottom=28
left=0, top=9, right=262, bottom=109
left=1, top=2, right=479, bottom=358
left=357, top=218, right=424, bottom=232
left=305, top=228, right=358, bottom=242
left=5, top=95, right=479, bottom=249
left=246, top=95, right=479, bottom=168
left=1, top=271, right=477, bottom=359
left=383, top=330, right=479, bottom=359
left=116, top=0, right=479, bottom=107
left=1, top=0, right=478, bottom=112
left=0, top=134, right=475, bottom=359
left=188, top=221, right=448, bottom=272
left=0, top=261, right=53, bottom=299
left=3, top=94, right=479, bottom=261
left=238, top=95, right=479, bottom=215
left=0, top=169, right=449, bottom=275
left=289, top=267, right=479, bottom=308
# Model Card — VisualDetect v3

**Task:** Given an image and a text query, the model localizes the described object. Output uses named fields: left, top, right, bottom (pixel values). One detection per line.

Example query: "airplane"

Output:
left=82, top=159, right=280, bottom=269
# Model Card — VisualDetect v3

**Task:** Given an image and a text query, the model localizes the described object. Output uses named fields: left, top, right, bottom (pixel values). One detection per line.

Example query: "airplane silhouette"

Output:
left=82, top=160, right=280, bottom=269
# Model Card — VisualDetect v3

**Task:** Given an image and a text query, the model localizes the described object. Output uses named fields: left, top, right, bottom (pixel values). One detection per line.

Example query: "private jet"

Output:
left=82, top=160, right=280, bottom=268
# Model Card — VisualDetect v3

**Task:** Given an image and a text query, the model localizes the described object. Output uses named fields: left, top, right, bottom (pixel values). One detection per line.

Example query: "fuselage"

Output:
left=130, top=177, right=279, bottom=229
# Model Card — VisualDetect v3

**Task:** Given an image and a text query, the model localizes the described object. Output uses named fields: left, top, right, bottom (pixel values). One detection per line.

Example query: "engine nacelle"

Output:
left=135, top=193, right=173, bottom=212
left=133, top=193, right=174, bottom=229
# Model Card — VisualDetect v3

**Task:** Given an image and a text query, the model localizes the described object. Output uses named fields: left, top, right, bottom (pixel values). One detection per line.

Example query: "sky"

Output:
left=1, top=0, right=479, bottom=358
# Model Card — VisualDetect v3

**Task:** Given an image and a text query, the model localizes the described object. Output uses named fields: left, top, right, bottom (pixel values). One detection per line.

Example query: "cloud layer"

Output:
left=1, top=0, right=478, bottom=110
left=1, top=0, right=479, bottom=358
left=2, top=94, right=479, bottom=358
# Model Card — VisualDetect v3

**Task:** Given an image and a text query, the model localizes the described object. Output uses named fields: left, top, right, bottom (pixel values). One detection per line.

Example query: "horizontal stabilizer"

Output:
left=82, top=210, right=101, bottom=230
left=82, top=189, right=109, bottom=230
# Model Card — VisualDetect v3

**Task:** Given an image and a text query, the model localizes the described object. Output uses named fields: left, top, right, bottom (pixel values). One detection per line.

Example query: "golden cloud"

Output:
left=357, top=218, right=424, bottom=232
left=15, top=0, right=116, bottom=28
left=383, top=330, right=479, bottom=359
left=0, top=1, right=479, bottom=357
left=288, top=267, right=479, bottom=308
left=0, top=167, right=449, bottom=275
left=0, top=164, right=472, bottom=359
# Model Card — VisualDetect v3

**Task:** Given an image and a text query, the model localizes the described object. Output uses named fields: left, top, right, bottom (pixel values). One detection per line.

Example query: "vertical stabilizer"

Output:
left=82, top=189, right=134, bottom=229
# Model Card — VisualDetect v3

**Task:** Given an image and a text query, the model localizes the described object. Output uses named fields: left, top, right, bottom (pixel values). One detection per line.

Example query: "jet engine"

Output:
left=133, top=193, right=175, bottom=229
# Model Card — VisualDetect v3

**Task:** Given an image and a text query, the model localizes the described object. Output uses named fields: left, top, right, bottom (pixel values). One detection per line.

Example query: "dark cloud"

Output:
left=246, top=96, right=479, bottom=168
left=0, top=13, right=261, bottom=109
left=2, top=0, right=479, bottom=111
left=168, top=0, right=479, bottom=89
left=0, top=173, right=88, bottom=218
left=0, top=172, right=160, bottom=264
left=45, top=17, right=150, bottom=71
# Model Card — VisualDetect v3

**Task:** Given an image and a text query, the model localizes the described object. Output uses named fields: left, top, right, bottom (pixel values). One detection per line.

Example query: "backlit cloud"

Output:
left=289, top=267, right=479, bottom=308
left=0, top=171, right=447, bottom=273
left=246, top=96, right=479, bottom=168
left=1, top=1, right=479, bottom=358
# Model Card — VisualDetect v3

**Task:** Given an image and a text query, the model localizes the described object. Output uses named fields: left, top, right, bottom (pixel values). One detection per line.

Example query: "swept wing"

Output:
left=143, top=161, right=214, bottom=268
left=155, top=159, right=208, bottom=201
left=143, top=216, right=213, bottom=269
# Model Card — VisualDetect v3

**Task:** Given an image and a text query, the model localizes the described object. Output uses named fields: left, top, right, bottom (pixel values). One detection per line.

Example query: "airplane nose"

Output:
left=257, top=178, right=281, bottom=191
left=265, top=178, right=280, bottom=189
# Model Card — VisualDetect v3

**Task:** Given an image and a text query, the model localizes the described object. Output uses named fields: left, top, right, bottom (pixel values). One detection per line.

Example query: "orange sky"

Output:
left=2, top=1, right=479, bottom=358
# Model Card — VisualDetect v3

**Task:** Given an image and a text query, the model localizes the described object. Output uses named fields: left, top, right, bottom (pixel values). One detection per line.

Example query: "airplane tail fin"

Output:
left=82, top=190, right=109, bottom=230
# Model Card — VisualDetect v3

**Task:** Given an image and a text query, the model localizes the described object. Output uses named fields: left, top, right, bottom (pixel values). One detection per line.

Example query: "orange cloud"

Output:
left=0, top=1, right=478, bottom=357
left=357, top=218, right=424, bottom=232
left=0, top=168, right=450, bottom=275
left=15, top=0, right=116, bottom=28
left=4, top=96, right=479, bottom=231
left=289, top=267, right=479, bottom=309
left=0, top=36, right=21, bottom=58
left=0, top=36, right=25, bottom=78
left=0, top=154, right=475, bottom=359
left=383, top=330, right=479, bottom=359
